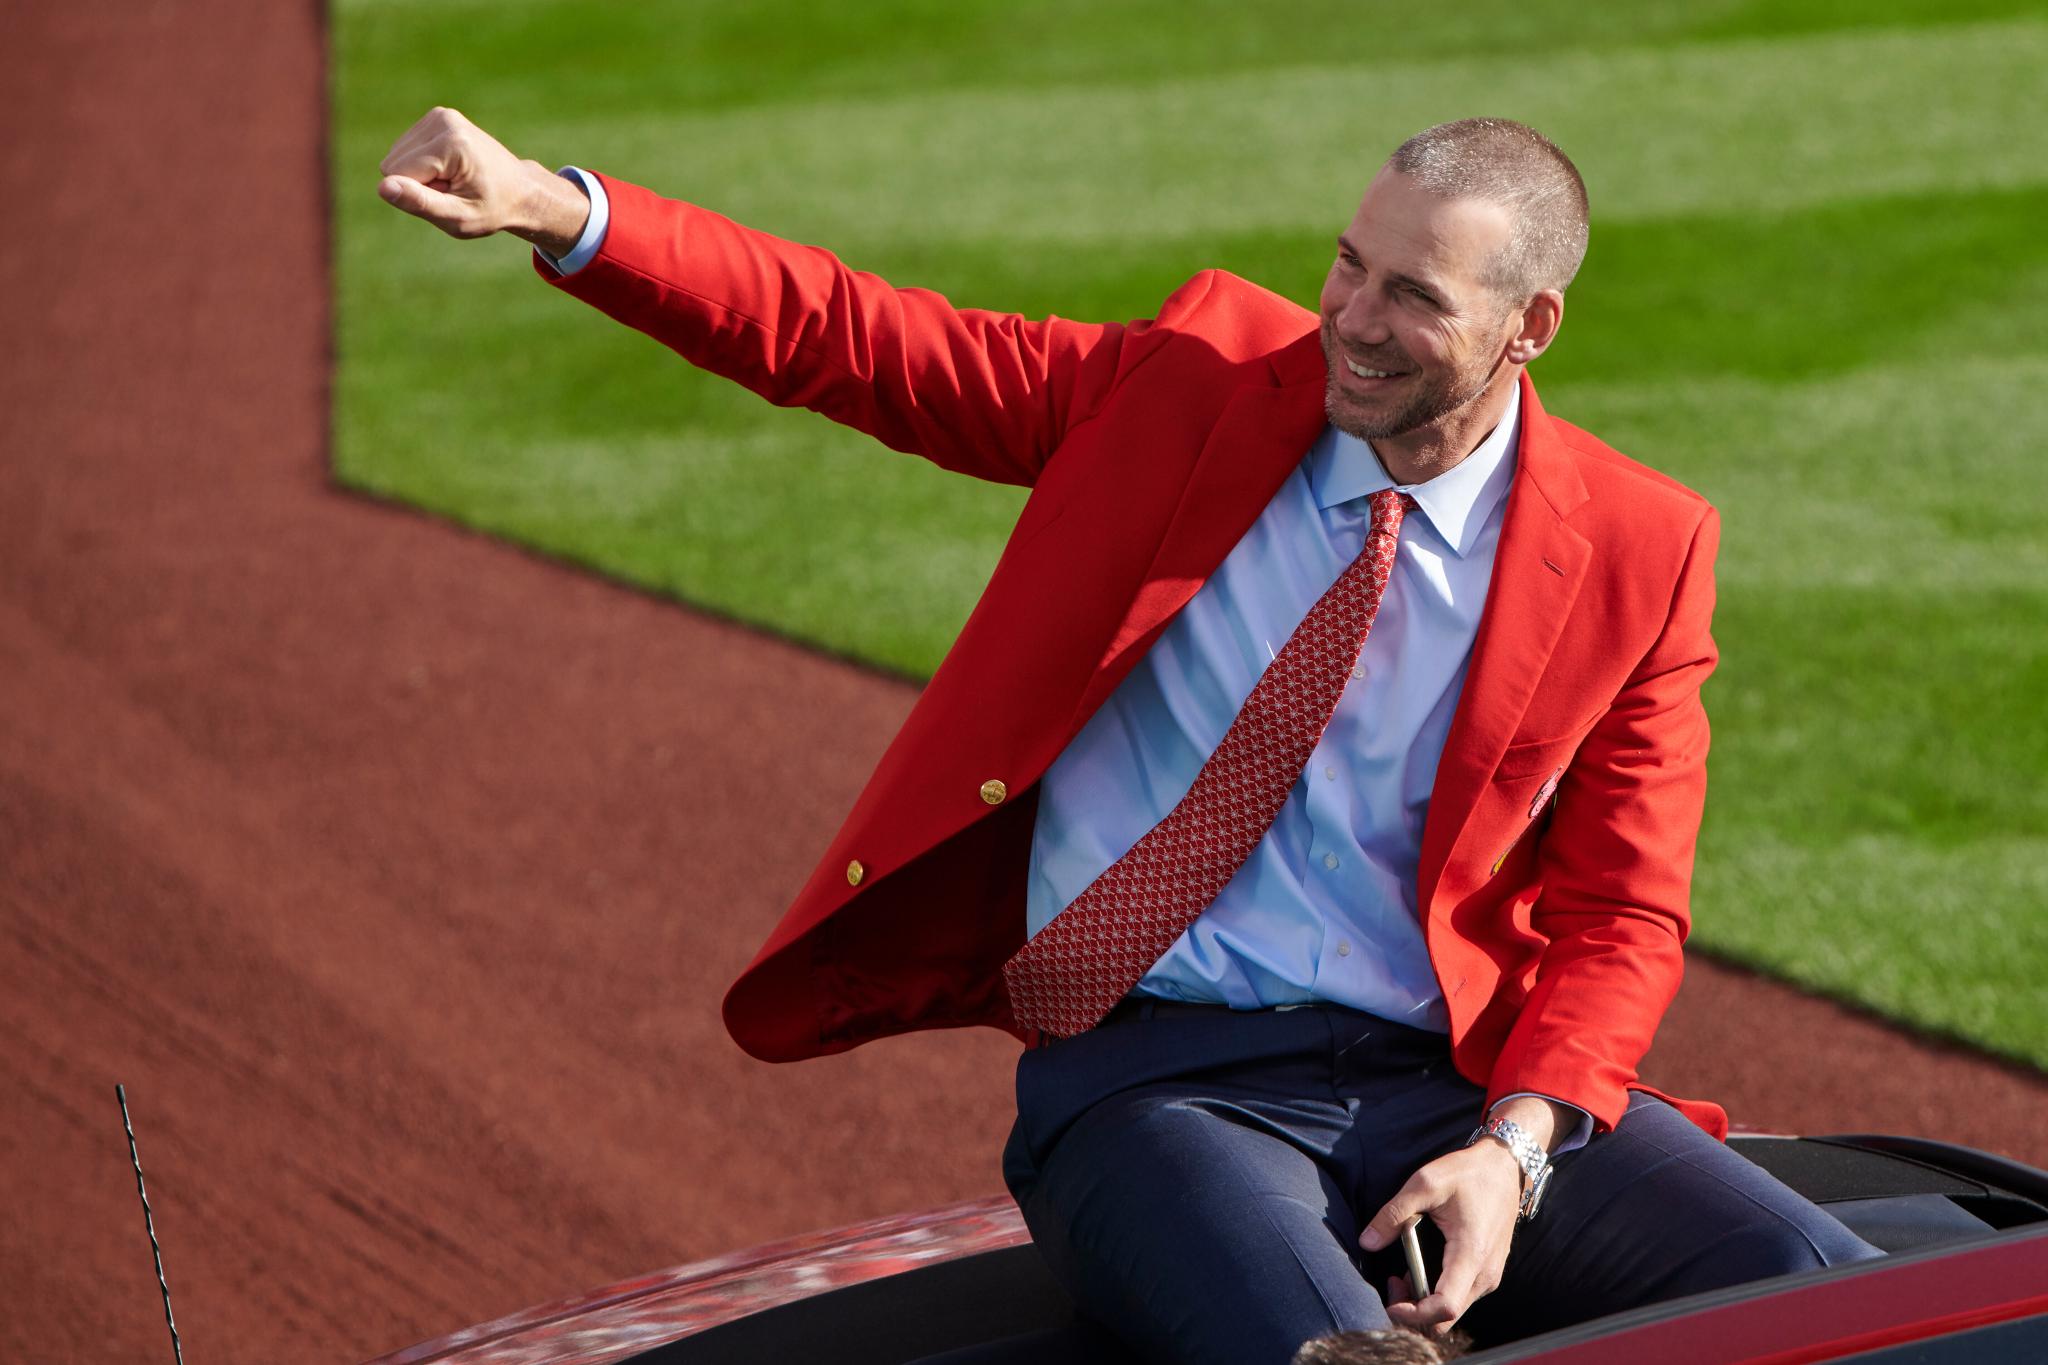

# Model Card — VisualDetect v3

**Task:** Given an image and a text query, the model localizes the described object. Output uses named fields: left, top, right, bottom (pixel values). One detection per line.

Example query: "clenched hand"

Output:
left=376, top=107, right=589, bottom=258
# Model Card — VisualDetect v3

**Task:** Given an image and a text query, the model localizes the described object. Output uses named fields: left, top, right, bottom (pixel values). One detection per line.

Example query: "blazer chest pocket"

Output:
left=1494, top=715, right=1601, bottom=782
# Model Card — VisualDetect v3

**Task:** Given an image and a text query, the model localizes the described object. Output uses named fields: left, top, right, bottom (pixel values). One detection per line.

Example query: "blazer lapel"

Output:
left=1068, top=333, right=1330, bottom=729
left=1416, top=375, right=1591, bottom=919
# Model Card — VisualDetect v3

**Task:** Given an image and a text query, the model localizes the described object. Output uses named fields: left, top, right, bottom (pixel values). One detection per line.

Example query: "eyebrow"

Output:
left=1336, top=235, right=1447, bottom=306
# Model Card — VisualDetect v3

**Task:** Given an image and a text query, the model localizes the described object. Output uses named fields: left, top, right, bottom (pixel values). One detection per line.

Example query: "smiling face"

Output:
left=1320, top=167, right=1541, bottom=474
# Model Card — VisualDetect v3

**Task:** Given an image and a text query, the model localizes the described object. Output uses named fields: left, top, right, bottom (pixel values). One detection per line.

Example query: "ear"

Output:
left=1503, top=288, right=1564, bottom=366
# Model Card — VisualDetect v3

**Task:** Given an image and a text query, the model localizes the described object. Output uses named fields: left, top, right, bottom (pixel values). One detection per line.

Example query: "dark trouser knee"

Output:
left=1478, top=1095, right=1885, bottom=1333
left=1736, top=1205, right=1883, bottom=1279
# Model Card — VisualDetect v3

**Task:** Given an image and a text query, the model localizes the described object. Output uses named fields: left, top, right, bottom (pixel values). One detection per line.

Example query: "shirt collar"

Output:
left=1307, top=380, right=1521, bottom=558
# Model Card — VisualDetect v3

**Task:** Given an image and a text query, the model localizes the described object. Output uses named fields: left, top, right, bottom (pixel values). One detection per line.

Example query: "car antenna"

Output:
left=117, top=1084, right=187, bottom=1365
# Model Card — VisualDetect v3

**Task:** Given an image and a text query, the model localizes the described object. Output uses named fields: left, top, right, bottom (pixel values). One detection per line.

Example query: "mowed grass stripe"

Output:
left=393, top=18, right=2048, bottom=254
left=1552, top=355, right=2048, bottom=594
left=333, top=0, right=2042, bottom=121
left=1537, top=187, right=2048, bottom=389
left=336, top=179, right=2048, bottom=447
left=1703, top=585, right=2046, bottom=845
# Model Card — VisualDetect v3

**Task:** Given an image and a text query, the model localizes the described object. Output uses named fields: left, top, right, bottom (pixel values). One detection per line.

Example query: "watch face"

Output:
left=1522, top=1164, right=1555, bottom=1220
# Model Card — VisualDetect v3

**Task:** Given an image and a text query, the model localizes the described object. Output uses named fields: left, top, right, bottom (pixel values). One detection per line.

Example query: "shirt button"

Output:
left=1352, top=665, right=1366, bottom=680
left=1323, top=765, right=1337, bottom=780
left=979, top=779, right=1008, bottom=805
left=1323, top=852, right=1340, bottom=870
left=846, top=860, right=864, bottom=886
left=1336, top=940, right=1352, bottom=957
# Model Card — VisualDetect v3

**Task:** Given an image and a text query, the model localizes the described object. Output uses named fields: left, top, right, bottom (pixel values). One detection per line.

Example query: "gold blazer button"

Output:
left=846, top=859, right=865, bottom=886
left=980, top=779, right=1008, bottom=805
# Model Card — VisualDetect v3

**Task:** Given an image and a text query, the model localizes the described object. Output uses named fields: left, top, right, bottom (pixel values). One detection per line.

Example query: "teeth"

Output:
left=1346, top=359, right=1398, bottom=379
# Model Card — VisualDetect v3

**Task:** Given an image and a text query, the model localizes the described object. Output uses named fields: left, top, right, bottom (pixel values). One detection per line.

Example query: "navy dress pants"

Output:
left=971, top=1002, right=1879, bottom=1365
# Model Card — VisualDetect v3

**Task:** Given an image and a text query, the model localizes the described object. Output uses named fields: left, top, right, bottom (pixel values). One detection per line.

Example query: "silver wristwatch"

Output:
left=1466, top=1118, right=1554, bottom=1221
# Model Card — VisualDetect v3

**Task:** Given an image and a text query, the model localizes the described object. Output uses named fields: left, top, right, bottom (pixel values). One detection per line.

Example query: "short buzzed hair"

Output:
left=1387, top=118, right=1589, bottom=300
left=1292, top=1326, right=1469, bottom=1363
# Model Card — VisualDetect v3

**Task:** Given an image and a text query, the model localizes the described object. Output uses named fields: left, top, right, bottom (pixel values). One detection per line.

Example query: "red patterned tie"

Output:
left=1004, top=489, right=1415, bottom=1037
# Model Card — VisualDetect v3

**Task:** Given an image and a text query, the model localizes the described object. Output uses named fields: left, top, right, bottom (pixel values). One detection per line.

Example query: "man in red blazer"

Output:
left=380, top=111, right=1876, bottom=1359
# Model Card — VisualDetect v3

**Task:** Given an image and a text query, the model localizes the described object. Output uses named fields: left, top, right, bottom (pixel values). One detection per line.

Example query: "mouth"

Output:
left=1341, top=356, right=1408, bottom=385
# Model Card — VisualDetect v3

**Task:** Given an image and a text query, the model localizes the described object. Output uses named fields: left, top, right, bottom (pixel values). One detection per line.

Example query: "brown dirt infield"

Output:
left=2, top=4, right=2041, bottom=1363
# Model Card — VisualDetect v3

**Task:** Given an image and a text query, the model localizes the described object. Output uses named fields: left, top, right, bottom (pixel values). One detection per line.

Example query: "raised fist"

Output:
left=377, top=107, right=584, bottom=252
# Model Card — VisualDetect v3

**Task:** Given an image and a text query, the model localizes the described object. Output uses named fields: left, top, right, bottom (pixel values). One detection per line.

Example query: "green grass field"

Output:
left=332, top=2, right=2048, bottom=1068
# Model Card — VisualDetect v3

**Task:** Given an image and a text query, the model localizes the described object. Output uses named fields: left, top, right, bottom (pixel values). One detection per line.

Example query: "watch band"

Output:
left=1466, top=1118, right=1552, bottom=1221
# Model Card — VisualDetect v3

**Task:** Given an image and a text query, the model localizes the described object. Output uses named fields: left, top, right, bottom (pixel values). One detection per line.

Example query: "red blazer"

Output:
left=542, top=174, right=1728, bottom=1139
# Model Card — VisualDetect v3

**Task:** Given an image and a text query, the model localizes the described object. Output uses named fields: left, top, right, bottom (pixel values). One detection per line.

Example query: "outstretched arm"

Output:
left=375, top=107, right=1149, bottom=488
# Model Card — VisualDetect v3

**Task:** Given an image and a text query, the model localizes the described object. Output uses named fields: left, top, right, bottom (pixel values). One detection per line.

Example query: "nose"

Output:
left=1327, top=282, right=1391, bottom=348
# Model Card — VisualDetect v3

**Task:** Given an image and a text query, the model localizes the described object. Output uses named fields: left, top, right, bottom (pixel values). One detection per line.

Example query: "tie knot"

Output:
left=1368, top=488, right=1415, bottom=530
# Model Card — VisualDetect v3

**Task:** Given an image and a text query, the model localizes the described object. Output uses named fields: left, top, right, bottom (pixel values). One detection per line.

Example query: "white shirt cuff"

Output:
left=1491, top=1092, right=1594, bottom=1156
left=534, top=166, right=609, bottom=276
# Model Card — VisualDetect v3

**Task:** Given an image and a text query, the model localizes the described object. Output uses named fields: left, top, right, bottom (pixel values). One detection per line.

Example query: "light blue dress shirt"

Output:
left=1029, top=387, right=1520, bottom=1033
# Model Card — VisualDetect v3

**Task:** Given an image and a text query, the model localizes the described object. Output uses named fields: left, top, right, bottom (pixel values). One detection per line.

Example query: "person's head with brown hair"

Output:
left=1291, top=1325, right=1472, bottom=1364
left=1319, top=117, right=1586, bottom=479
left=1385, top=117, right=1590, bottom=301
